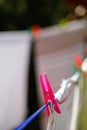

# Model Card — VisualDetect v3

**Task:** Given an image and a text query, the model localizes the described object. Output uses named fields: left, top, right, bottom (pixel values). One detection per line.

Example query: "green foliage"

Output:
left=0, top=0, right=71, bottom=31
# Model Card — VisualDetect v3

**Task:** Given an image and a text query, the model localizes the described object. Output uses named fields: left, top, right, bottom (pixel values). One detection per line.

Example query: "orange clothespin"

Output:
left=74, top=55, right=82, bottom=69
left=31, top=25, right=41, bottom=38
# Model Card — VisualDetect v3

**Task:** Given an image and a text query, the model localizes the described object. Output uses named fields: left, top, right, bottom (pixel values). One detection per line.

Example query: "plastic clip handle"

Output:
left=40, top=74, right=50, bottom=116
left=44, top=73, right=61, bottom=114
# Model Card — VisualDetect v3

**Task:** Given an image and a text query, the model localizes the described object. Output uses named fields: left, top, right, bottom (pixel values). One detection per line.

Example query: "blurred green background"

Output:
left=0, top=0, right=87, bottom=31
left=0, top=0, right=74, bottom=31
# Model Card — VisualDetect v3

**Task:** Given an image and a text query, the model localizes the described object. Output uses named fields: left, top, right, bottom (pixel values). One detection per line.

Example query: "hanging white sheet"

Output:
left=0, top=31, right=32, bottom=130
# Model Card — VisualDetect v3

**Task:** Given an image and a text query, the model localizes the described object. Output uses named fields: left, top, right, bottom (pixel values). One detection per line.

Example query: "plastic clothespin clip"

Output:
left=74, top=55, right=82, bottom=69
left=40, top=73, right=61, bottom=116
left=31, top=25, right=41, bottom=38
left=40, top=74, right=50, bottom=116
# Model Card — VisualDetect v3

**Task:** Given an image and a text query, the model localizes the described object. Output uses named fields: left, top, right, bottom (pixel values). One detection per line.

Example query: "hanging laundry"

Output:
left=0, top=31, right=32, bottom=130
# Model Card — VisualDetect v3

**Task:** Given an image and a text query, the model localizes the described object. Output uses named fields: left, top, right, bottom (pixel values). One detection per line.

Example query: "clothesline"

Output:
left=14, top=71, right=80, bottom=130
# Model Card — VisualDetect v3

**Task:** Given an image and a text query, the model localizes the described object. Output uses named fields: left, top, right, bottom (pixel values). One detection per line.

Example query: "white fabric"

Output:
left=0, top=31, right=32, bottom=130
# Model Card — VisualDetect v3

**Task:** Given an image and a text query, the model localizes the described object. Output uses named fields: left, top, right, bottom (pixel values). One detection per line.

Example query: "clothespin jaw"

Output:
left=39, top=73, right=61, bottom=116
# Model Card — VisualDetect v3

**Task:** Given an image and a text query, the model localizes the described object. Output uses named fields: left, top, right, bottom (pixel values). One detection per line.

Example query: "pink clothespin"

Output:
left=40, top=73, right=61, bottom=116
left=40, top=74, right=50, bottom=116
